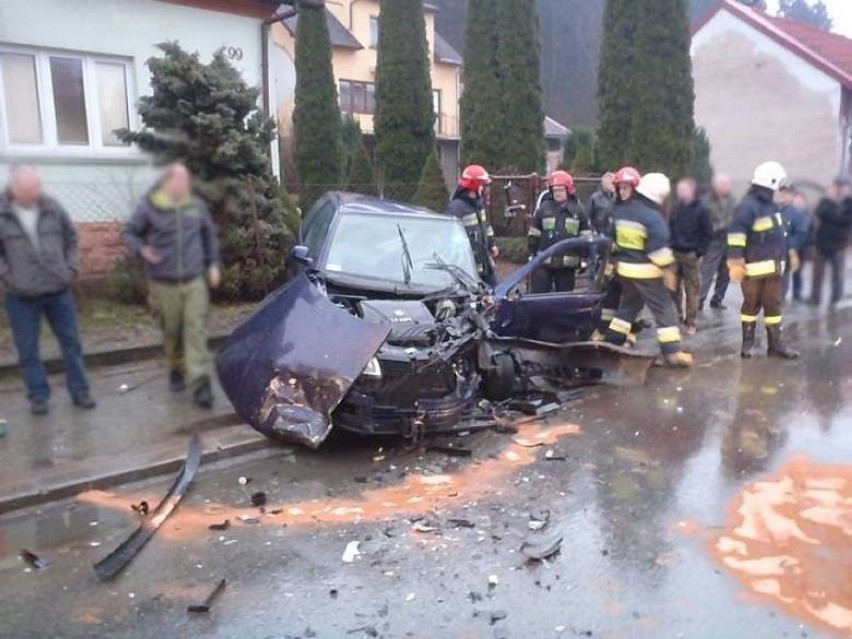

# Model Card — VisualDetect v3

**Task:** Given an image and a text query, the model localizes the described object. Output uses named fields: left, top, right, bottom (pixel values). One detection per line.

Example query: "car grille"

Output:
left=379, top=359, right=414, bottom=380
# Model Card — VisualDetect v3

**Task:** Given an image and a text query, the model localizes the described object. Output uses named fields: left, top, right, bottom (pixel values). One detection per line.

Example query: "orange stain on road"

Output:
left=78, top=421, right=581, bottom=540
left=710, top=456, right=852, bottom=637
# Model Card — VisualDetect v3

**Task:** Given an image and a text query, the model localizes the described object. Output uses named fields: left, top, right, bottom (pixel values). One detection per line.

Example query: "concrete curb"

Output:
left=0, top=333, right=231, bottom=378
left=0, top=431, right=273, bottom=515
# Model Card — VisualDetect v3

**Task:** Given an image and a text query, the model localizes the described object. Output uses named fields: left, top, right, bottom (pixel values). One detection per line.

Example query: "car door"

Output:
left=491, top=237, right=610, bottom=344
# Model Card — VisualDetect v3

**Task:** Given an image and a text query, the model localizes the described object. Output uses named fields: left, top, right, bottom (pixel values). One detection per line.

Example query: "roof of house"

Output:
left=281, top=8, right=364, bottom=50
left=693, top=0, right=852, bottom=90
left=434, top=32, right=462, bottom=66
left=544, top=116, right=570, bottom=140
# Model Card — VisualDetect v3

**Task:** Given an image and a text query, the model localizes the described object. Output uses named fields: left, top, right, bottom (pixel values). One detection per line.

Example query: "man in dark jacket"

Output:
left=528, top=170, right=590, bottom=293
left=727, top=161, right=797, bottom=359
left=444, top=165, right=498, bottom=285
left=809, top=177, right=852, bottom=307
left=0, top=165, right=96, bottom=415
left=669, top=178, right=714, bottom=334
left=588, top=172, right=616, bottom=235
left=123, top=164, right=221, bottom=408
left=777, top=185, right=810, bottom=301
left=699, top=174, right=737, bottom=310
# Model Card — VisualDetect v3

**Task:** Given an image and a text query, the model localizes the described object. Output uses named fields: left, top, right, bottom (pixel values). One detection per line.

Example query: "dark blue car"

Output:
left=217, top=193, right=651, bottom=448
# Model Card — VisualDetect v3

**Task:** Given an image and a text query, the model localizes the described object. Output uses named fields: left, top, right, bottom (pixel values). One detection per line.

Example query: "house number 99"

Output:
left=226, top=47, right=244, bottom=61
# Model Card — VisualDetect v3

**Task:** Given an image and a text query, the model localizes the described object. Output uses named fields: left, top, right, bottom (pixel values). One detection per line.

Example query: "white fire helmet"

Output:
left=636, top=173, right=671, bottom=205
left=751, top=161, right=787, bottom=191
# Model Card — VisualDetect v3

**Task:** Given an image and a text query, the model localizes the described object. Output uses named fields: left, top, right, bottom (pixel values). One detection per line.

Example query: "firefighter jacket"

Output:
left=611, top=195, right=675, bottom=280
left=445, top=188, right=495, bottom=276
left=727, top=186, right=787, bottom=278
left=528, top=195, right=590, bottom=268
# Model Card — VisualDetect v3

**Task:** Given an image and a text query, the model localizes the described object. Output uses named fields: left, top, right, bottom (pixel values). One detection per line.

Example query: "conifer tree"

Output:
left=347, top=138, right=378, bottom=196
left=413, top=151, right=450, bottom=211
left=460, top=0, right=503, bottom=170
left=374, top=0, right=435, bottom=201
left=495, top=0, right=545, bottom=172
left=293, top=5, right=343, bottom=211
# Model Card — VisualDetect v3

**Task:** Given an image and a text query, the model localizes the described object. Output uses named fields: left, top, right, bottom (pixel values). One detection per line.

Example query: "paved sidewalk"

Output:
left=0, top=359, right=272, bottom=514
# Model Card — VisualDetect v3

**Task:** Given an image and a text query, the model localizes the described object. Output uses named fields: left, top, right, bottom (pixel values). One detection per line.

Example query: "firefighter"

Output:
left=445, top=165, right=499, bottom=286
left=604, top=172, right=693, bottom=367
left=727, top=161, right=798, bottom=359
left=527, top=170, right=591, bottom=293
left=594, top=166, right=641, bottom=338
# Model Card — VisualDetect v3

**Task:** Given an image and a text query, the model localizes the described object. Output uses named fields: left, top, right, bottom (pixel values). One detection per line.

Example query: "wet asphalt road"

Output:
left=0, top=300, right=851, bottom=639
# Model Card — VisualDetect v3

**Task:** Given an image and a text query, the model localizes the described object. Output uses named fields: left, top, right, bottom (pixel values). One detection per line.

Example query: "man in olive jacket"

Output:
left=0, top=165, right=96, bottom=415
left=123, top=163, right=221, bottom=408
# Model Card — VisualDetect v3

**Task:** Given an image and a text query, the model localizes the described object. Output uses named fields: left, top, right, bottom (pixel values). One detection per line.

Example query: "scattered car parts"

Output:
left=187, top=578, right=226, bottom=614
left=94, top=435, right=201, bottom=580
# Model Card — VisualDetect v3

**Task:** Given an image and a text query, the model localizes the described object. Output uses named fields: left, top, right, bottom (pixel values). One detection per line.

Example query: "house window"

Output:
left=339, top=80, right=376, bottom=115
left=370, top=16, right=379, bottom=48
left=0, top=47, right=133, bottom=153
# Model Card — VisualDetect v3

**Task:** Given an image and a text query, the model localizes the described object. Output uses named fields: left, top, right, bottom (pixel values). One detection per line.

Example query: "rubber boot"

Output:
left=664, top=351, right=694, bottom=368
left=741, top=322, right=756, bottom=359
left=767, top=325, right=799, bottom=359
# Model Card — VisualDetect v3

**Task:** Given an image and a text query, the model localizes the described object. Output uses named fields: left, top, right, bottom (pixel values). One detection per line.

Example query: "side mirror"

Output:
left=290, top=245, right=313, bottom=267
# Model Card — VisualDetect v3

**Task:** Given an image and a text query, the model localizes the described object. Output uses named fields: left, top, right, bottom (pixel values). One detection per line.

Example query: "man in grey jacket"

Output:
left=0, top=165, right=96, bottom=415
left=123, top=164, right=221, bottom=408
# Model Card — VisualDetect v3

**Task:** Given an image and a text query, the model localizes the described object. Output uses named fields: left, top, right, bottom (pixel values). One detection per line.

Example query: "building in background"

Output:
left=692, top=0, right=852, bottom=194
left=272, top=0, right=463, bottom=189
left=0, top=0, right=282, bottom=276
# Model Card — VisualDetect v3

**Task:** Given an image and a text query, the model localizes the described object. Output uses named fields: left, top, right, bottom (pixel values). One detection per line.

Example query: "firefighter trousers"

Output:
left=605, top=277, right=683, bottom=355
left=741, top=275, right=783, bottom=326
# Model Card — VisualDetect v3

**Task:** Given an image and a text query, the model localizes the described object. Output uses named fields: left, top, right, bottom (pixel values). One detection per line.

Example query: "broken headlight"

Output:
left=362, top=357, right=383, bottom=378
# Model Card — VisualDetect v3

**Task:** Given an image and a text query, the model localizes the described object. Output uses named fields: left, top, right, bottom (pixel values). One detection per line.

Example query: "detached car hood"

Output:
left=216, top=274, right=390, bottom=448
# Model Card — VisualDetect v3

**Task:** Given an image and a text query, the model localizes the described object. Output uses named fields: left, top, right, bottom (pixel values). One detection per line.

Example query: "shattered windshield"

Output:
left=324, top=212, right=478, bottom=288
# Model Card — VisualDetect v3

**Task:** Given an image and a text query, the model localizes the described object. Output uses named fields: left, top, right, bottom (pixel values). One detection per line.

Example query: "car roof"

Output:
left=327, top=192, right=449, bottom=220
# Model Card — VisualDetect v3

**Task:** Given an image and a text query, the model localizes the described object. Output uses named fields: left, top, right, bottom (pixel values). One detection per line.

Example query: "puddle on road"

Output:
left=711, top=456, right=852, bottom=636
left=75, top=421, right=581, bottom=541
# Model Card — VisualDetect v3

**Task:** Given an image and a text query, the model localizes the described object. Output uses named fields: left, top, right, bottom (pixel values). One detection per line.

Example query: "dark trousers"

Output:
left=741, top=276, right=783, bottom=324
left=5, top=289, right=89, bottom=402
left=672, top=251, right=701, bottom=325
left=605, top=277, right=683, bottom=355
left=810, top=248, right=845, bottom=305
left=782, top=249, right=805, bottom=300
left=530, top=267, right=576, bottom=294
left=699, top=235, right=730, bottom=305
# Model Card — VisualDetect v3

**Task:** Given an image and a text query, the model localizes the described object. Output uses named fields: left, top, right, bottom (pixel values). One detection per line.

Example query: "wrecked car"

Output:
left=217, top=193, right=653, bottom=448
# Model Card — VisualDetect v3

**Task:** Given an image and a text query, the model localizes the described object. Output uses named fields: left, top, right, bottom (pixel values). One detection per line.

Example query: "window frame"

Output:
left=0, top=45, right=139, bottom=159
left=369, top=16, right=379, bottom=48
left=338, top=79, right=376, bottom=115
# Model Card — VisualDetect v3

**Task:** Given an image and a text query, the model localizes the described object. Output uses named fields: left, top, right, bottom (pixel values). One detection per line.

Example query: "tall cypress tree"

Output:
left=293, top=6, right=343, bottom=211
left=598, top=0, right=695, bottom=179
left=460, top=0, right=503, bottom=171
left=629, top=0, right=695, bottom=179
left=347, top=139, right=378, bottom=196
left=374, top=0, right=435, bottom=201
left=496, top=0, right=545, bottom=173
left=597, top=0, right=641, bottom=171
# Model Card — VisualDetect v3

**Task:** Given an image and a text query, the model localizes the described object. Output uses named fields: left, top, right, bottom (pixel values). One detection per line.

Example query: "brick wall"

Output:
left=77, top=222, right=127, bottom=278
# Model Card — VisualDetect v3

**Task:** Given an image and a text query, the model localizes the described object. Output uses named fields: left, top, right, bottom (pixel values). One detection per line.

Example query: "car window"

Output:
left=324, top=212, right=478, bottom=288
left=303, top=201, right=336, bottom=258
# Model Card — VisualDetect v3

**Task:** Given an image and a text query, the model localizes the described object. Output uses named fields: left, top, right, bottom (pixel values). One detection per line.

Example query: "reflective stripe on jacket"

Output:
left=612, top=196, right=674, bottom=279
left=528, top=196, right=590, bottom=268
left=727, top=187, right=787, bottom=279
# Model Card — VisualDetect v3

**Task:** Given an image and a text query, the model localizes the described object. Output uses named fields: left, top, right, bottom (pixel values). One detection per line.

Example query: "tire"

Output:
left=482, top=352, right=516, bottom=401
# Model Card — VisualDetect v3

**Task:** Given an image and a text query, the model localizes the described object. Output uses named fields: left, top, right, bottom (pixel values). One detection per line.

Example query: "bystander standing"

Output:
left=123, top=164, right=221, bottom=409
left=809, top=177, right=852, bottom=308
left=0, top=166, right=96, bottom=415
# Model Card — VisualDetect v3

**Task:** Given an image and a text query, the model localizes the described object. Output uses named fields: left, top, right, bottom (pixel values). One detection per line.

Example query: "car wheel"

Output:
left=483, top=352, right=516, bottom=401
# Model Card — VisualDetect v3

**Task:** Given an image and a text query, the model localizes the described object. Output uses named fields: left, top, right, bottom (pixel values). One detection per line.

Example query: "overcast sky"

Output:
left=765, top=0, right=852, bottom=37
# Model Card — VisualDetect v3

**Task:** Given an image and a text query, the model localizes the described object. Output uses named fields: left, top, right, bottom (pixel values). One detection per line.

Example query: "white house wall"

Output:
left=691, top=10, right=843, bottom=195
left=0, top=0, right=268, bottom=221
